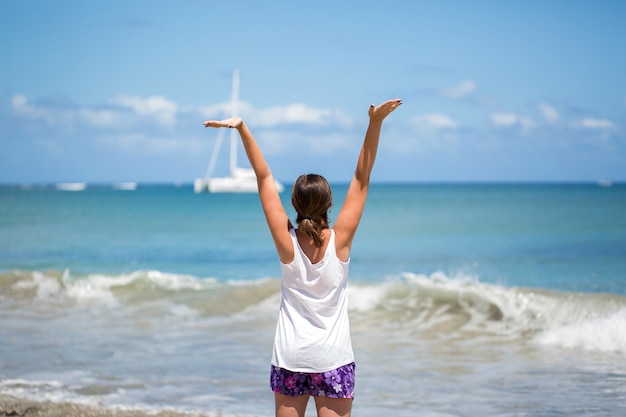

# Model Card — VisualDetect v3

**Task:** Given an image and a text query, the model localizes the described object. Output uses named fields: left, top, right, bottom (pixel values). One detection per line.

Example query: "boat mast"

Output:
left=229, top=69, right=240, bottom=176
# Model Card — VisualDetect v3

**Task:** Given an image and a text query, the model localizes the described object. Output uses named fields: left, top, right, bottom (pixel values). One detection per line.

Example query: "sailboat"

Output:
left=56, top=182, right=87, bottom=191
left=194, top=70, right=284, bottom=194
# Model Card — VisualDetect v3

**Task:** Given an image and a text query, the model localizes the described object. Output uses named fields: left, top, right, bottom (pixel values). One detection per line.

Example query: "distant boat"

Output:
left=56, top=182, right=87, bottom=191
left=113, top=182, right=137, bottom=191
left=597, top=179, right=612, bottom=188
left=194, top=69, right=284, bottom=194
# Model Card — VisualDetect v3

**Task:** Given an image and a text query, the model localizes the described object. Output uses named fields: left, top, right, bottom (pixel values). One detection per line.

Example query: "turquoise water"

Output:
left=2, top=183, right=624, bottom=293
left=1, top=183, right=625, bottom=416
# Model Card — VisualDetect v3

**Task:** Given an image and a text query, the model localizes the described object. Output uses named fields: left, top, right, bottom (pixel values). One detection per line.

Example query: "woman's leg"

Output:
left=275, top=392, right=310, bottom=417
left=314, top=396, right=352, bottom=417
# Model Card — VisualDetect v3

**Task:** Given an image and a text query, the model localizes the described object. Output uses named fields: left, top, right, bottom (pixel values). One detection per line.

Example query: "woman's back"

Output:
left=274, top=228, right=352, bottom=372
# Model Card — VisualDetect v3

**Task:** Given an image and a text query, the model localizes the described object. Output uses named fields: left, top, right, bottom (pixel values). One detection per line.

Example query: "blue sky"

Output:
left=1, top=0, right=625, bottom=184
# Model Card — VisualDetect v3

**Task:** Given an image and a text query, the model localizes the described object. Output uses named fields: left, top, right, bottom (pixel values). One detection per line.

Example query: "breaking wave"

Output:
left=2, top=269, right=625, bottom=353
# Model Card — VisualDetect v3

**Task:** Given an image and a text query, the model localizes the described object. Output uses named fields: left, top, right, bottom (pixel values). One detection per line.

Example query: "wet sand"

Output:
left=0, top=394, right=230, bottom=417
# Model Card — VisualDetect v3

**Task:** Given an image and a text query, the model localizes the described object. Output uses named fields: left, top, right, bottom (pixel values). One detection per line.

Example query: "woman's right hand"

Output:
left=203, top=117, right=243, bottom=129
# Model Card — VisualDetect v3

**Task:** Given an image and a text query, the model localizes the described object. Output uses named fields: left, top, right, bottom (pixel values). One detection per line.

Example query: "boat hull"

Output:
left=194, top=177, right=284, bottom=193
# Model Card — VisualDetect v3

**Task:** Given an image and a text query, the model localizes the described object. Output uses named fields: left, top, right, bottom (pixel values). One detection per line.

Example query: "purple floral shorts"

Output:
left=270, top=362, right=355, bottom=398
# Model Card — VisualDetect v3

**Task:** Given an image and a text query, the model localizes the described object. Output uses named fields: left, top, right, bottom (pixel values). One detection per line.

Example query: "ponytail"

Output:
left=292, top=174, right=333, bottom=248
left=297, top=215, right=325, bottom=247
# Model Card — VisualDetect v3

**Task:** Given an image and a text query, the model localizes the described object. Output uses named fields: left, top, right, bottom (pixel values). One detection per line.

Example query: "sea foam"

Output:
left=3, top=269, right=626, bottom=353
left=350, top=271, right=626, bottom=353
left=534, top=308, right=626, bottom=353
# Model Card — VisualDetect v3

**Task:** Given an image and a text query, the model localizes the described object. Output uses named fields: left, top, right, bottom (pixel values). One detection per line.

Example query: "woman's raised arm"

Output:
left=333, top=99, right=402, bottom=261
left=203, top=118, right=293, bottom=263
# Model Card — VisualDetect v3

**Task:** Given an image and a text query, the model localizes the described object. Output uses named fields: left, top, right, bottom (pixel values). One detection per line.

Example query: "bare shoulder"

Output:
left=332, top=227, right=351, bottom=262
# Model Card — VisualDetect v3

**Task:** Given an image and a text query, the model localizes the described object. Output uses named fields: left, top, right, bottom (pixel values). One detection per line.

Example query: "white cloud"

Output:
left=78, top=108, right=125, bottom=128
left=442, top=80, right=476, bottom=99
left=490, top=112, right=536, bottom=130
left=196, top=101, right=233, bottom=119
left=11, top=94, right=28, bottom=110
left=411, top=113, right=459, bottom=131
left=10, top=93, right=180, bottom=129
left=538, top=103, right=559, bottom=124
left=111, top=95, right=178, bottom=127
left=197, top=100, right=355, bottom=130
left=577, top=118, right=615, bottom=130
left=11, top=94, right=64, bottom=126
left=400, top=113, right=461, bottom=154
left=257, top=128, right=355, bottom=156
left=490, top=112, right=516, bottom=126
left=10, top=92, right=357, bottom=137
left=248, top=103, right=354, bottom=129
left=112, top=95, right=177, bottom=115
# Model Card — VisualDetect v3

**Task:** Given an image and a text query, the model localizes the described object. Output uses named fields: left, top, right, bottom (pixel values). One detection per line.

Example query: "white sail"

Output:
left=194, top=70, right=284, bottom=194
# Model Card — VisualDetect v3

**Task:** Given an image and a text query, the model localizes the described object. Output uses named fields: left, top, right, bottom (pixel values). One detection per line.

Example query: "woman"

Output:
left=204, top=98, right=401, bottom=417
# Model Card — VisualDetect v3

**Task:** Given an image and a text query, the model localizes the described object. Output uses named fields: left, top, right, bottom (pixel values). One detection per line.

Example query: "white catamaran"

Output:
left=194, top=70, right=284, bottom=194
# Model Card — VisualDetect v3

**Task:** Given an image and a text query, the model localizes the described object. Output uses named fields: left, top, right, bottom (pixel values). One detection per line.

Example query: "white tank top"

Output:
left=271, top=228, right=354, bottom=372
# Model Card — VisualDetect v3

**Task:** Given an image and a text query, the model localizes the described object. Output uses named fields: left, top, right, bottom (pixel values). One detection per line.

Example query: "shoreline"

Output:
left=0, top=394, right=233, bottom=417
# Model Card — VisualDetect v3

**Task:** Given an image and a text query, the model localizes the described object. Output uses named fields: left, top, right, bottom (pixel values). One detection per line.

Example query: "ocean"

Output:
left=0, top=183, right=625, bottom=416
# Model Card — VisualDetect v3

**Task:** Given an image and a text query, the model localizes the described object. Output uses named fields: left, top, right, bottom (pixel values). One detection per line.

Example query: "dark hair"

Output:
left=291, top=174, right=332, bottom=247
